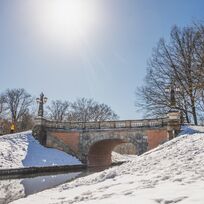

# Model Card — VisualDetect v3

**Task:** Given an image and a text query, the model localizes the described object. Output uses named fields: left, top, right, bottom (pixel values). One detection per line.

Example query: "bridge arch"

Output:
left=81, top=133, right=144, bottom=166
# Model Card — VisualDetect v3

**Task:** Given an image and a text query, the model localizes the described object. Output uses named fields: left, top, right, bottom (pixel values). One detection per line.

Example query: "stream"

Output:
left=0, top=167, right=106, bottom=204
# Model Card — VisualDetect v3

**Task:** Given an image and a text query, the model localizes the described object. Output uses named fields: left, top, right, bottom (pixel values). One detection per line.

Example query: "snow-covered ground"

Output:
left=0, top=131, right=81, bottom=169
left=111, top=151, right=137, bottom=163
left=179, top=125, right=204, bottom=135
left=10, top=126, right=204, bottom=204
left=0, top=179, right=25, bottom=204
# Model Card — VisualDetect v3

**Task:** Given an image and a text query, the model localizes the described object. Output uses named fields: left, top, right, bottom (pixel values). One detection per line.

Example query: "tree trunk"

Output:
left=191, top=104, right=198, bottom=125
left=190, top=95, right=197, bottom=125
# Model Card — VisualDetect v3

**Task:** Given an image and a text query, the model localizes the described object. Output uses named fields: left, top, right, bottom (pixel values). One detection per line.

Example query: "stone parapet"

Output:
left=37, top=118, right=168, bottom=131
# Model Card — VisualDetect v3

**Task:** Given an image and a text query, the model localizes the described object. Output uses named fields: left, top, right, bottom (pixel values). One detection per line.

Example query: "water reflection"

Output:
left=0, top=166, right=114, bottom=204
left=22, top=172, right=81, bottom=196
left=0, top=172, right=81, bottom=204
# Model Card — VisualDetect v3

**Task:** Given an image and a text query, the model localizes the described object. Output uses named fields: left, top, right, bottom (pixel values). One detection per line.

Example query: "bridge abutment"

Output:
left=32, top=117, right=47, bottom=145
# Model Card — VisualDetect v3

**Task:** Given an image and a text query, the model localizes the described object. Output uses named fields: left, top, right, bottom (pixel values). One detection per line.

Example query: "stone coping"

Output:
left=35, top=117, right=168, bottom=130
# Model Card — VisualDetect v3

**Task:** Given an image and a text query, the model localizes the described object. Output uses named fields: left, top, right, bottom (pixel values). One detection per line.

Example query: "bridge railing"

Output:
left=38, top=118, right=168, bottom=130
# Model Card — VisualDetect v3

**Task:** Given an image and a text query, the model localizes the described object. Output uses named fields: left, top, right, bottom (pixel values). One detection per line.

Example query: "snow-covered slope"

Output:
left=0, top=131, right=81, bottom=169
left=0, top=179, right=24, bottom=204
left=179, top=125, right=204, bottom=135
left=11, top=126, right=204, bottom=204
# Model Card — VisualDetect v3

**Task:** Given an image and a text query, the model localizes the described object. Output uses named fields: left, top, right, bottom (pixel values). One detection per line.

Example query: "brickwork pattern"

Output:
left=147, top=129, right=168, bottom=150
left=48, top=131, right=80, bottom=153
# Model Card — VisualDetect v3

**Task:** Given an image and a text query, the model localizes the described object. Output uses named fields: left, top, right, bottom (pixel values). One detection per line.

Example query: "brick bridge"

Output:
left=33, top=113, right=180, bottom=167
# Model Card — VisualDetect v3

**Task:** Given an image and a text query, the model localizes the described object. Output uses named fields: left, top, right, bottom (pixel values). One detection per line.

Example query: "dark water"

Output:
left=0, top=167, right=107, bottom=204
left=22, top=172, right=82, bottom=196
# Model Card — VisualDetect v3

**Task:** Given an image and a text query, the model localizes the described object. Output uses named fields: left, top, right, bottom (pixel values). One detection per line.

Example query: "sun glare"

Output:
left=29, top=0, right=98, bottom=49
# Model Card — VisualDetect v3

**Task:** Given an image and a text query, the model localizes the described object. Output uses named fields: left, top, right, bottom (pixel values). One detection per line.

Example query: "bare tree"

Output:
left=3, top=88, right=33, bottom=128
left=0, top=95, right=6, bottom=118
left=68, top=98, right=118, bottom=122
left=47, top=100, right=70, bottom=121
left=92, top=103, right=119, bottom=121
left=194, top=23, right=204, bottom=115
left=136, top=23, right=204, bottom=125
left=19, top=111, right=35, bottom=131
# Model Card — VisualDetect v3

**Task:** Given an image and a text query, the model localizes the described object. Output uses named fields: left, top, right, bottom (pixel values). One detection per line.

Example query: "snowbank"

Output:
left=111, top=151, right=137, bottom=163
left=0, top=131, right=81, bottom=169
left=179, top=125, right=204, bottom=135
left=0, top=179, right=24, bottom=204
left=11, top=126, right=204, bottom=204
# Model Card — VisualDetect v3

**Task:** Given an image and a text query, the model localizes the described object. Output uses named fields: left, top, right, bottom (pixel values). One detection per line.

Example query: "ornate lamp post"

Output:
left=36, top=92, right=48, bottom=117
left=165, top=84, right=180, bottom=109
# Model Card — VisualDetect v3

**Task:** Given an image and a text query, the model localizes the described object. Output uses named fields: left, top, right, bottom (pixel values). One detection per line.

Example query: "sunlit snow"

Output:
left=0, top=131, right=81, bottom=169
left=9, top=126, right=204, bottom=204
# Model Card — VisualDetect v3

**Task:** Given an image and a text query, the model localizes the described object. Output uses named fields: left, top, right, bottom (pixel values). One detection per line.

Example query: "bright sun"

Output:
left=29, top=0, right=98, bottom=48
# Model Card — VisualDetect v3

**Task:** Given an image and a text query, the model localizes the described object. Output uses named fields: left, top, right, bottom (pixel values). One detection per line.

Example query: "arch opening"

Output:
left=113, top=143, right=137, bottom=155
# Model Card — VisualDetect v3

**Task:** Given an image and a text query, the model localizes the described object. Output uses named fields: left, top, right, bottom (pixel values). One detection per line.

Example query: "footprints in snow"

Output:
left=155, top=196, right=188, bottom=204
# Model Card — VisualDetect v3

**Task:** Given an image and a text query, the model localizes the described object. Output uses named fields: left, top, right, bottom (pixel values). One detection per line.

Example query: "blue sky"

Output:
left=1, top=0, right=204, bottom=119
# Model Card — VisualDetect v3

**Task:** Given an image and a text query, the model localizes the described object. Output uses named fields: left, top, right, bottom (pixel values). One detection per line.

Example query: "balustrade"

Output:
left=40, top=118, right=167, bottom=130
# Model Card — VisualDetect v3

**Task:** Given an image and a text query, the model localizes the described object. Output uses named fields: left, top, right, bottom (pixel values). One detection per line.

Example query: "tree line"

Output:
left=0, top=89, right=118, bottom=134
left=135, top=22, right=204, bottom=125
